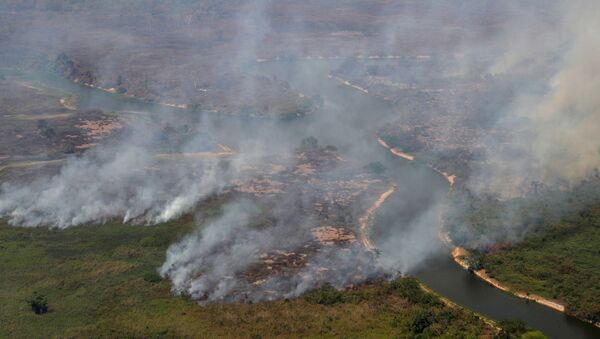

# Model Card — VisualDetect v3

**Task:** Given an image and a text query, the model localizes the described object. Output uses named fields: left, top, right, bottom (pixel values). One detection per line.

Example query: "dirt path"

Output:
left=155, top=144, right=234, bottom=160
left=0, top=145, right=235, bottom=173
left=358, top=184, right=396, bottom=252
left=0, top=159, right=65, bottom=173
left=256, top=54, right=421, bottom=64
left=79, top=81, right=188, bottom=110
left=5, top=113, right=73, bottom=120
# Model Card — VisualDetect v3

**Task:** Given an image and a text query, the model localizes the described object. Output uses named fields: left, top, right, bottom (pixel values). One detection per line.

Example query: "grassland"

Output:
left=0, top=196, right=501, bottom=338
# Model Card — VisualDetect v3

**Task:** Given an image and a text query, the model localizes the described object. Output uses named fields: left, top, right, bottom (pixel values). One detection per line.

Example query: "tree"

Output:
left=466, top=252, right=484, bottom=272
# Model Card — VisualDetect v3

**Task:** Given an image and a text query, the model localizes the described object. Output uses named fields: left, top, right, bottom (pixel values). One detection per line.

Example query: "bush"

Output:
left=389, top=277, right=425, bottom=303
left=305, top=284, right=345, bottom=305
left=521, top=330, right=548, bottom=339
left=466, top=253, right=485, bottom=272
left=27, top=292, right=49, bottom=314
left=496, top=319, right=527, bottom=338
left=386, top=277, right=444, bottom=307
left=139, top=236, right=167, bottom=247
left=409, top=308, right=434, bottom=334
left=143, top=271, right=162, bottom=283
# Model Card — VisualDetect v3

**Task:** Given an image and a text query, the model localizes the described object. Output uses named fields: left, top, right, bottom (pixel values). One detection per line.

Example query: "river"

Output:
left=261, top=60, right=600, bottom=339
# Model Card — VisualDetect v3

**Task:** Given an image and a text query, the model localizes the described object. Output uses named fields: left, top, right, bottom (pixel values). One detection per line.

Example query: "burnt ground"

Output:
left=329, top=58, right=531, bottom=187
left=0, top=1, right=508, bottom=119
left=221, top=141, right=390, bottom=301
left=0, top=81, right=392, bottom=300
left=0, top=78, right=124, bottom=180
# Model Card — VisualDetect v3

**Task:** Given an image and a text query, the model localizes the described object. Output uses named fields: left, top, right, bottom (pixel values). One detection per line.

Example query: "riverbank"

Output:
left=418, top=282, right=501, bottom=334
left=377, top=138, right=415, bottom=161
left=376, top=136, right=598, bottom=330
left=358, top=184, right=396, bottom=251
left=327, top=74, right=369, bottom=94
left=442, top=232, right=600, bottom=329
left=449, top=244, right=566, bottom=313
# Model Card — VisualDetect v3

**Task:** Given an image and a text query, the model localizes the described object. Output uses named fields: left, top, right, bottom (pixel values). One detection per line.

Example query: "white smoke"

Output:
left=468, top=0, right=600, bottom=197
left=0, top=118, right=237, bottom=228
left=160, top=199, right=380, bottom=303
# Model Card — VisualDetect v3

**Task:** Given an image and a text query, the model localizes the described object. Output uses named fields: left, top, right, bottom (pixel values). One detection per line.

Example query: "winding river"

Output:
left=9, top=60, right=600, bottom=338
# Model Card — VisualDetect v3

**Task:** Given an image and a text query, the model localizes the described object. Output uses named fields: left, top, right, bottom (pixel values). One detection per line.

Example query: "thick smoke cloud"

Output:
left=0, top=118, right=238, bottom=228
left=160, top=200, right=381, bottom=303
left=468, top=0, right=600, bottom=197
left=161, top=202, right=263, bottom=302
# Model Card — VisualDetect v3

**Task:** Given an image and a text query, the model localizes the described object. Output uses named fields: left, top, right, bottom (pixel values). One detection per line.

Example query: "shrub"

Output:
left=143, top=271, right=162, bottom=283
left=27, top=292, right=49, bottom=314
left=389, top=277, right=425, bottom=304
left=521, top=330, right=548, bottom=339
left=409, top=308, right=434, bottom=334
left=139, top=236, right=167, bottom=247
left=305, top=284, right=345, bottom=305
left=496, top=319, right=527, bottom=338
left=466, top=252, right=485, bottom=272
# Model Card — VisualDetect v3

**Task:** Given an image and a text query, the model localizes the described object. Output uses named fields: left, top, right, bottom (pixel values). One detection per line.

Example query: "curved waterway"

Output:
left=373, top=154, right=600, bottom=339
left=258, top=60, right=600, bottom=339
left=14, top=60, right=600, bottom=338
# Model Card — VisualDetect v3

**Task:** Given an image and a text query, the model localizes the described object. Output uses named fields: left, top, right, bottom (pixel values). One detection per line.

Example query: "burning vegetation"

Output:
left=2, top=1, right=600, bottom=337
left=160, top=137, right=393, bottom=303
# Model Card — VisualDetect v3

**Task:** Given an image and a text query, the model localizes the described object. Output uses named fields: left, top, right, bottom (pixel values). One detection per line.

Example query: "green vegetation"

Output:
left=0, top=201, right=494, bottom=337
left=447, top=174, right=600, bottom=249
left=304, top=283, right=345, bottom=305
left=143, top=271, right=162, bottom=283
left=27, top=292, right=49, bottom=315
left=447, top=176, right=600, bottom=324
left=496, top=319, right=546, bottom=339
left=482, top=205, right=600, bottom=323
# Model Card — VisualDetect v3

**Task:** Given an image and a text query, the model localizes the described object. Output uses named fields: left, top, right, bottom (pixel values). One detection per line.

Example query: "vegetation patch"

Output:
left=0, top=213, right=495, bottom=338
left=447, top=177, right=600, bottom=324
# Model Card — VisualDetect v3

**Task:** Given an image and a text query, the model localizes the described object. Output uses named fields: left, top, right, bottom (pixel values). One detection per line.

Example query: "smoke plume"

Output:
left=1, top=0, right=599, bottom=305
